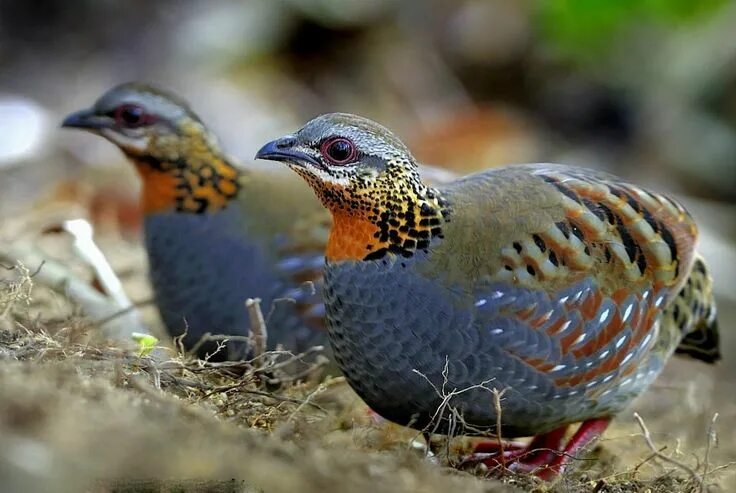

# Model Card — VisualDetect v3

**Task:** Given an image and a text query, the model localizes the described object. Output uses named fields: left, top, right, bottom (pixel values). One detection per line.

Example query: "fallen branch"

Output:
left=226, top=388, right=327, bottom=412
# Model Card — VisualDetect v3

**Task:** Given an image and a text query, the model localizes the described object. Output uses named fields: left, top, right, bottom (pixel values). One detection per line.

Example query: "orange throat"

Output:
left=326, top=211, right=380, bottom=261
left=134, top=162, right=179, bottom=213
left=305, top=167, right=450, bottom=262
left=324, top=197, right=449, bottom=262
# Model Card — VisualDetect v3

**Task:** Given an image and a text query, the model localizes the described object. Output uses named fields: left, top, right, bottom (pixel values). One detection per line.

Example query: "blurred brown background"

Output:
left=0, top=0, right=735, bottom=490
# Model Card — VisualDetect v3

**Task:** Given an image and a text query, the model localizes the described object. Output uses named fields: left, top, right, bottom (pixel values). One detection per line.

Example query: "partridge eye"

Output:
left=321, top=137, right=357, bottom=165
left=114, top=104, right=148, bottom=128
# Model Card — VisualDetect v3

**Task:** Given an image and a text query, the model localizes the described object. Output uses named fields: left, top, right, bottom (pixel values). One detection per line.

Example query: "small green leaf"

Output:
left=131, top=332, right=159, bottom=356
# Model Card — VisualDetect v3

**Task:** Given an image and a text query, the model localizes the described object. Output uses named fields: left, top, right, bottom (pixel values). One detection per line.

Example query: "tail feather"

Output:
left=670, top=254, right=720, bottom=363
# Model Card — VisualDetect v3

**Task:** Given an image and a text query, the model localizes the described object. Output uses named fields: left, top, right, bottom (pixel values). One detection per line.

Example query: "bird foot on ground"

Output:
left=461, top=442, right=561, bottom=477
left=460, top=418, right=610, bottom=480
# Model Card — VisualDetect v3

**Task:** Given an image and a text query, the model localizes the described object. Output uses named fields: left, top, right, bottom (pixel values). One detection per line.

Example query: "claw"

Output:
left=531, top=418, right=610, bottom=479
left=460, top=419, right=609, bottom=480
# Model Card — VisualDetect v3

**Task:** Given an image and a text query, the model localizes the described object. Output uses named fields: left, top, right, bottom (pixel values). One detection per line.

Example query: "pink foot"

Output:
left=533, top=418, right=611, bottom=480
left=462, top=418, right=610, bottom=480
left=463, top=425, right=568, bottom=471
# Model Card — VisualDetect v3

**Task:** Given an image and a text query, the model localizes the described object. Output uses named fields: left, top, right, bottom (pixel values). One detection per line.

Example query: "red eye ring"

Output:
left=320, top=137, right=357, bottom=165
left=113, top=103, right=152, bottom=128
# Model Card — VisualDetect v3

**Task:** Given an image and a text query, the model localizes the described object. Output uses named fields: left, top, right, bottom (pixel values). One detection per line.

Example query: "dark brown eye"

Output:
left=320, top=137, right=357, bottom=165
left=113, top=104, right=150, bottom=128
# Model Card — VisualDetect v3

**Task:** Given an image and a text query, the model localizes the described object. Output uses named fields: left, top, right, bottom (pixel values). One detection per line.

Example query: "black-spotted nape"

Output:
left=131, top=119, right=241, bottom=214
left=363, top=187, right=452, bottom=261
left=323, top=162, right=452, bottom=262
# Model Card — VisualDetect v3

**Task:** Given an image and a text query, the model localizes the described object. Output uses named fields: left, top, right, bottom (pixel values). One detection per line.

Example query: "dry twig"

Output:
left=633, top=412, right=704, bottom=492
left=413, top=358, right=497, bottom=440
left=287, top=383, right=328, bottom=423
left=702, top=412, right=718, bottom=487
left=188, top=332, right=248, bottom=360
left=491, top=387, right=508, bottom=471
left=246, top=298, right=268, bottom=364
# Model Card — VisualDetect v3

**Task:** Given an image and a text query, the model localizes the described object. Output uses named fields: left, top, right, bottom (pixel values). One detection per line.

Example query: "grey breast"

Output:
left=143, top=207, right=288, bottom=357
left=323, top=252, right=666, bottom=436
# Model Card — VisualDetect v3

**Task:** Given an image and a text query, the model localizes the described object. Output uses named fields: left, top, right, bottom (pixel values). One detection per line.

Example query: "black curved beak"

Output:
left=255, top=136, right=321, bottom=168
left=61, top=108, right=109, bottom=131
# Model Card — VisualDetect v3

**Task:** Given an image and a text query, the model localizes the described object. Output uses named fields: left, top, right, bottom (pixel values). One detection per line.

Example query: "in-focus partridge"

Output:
left=256, top=113, right=720, bottom=477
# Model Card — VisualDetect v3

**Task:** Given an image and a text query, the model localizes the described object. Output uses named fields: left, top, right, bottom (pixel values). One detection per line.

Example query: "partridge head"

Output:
left=62, top=83, right=243, bottom=214
left=255, top=113, right=447, bottom=262
left=258, top=113, right=720, bottom=477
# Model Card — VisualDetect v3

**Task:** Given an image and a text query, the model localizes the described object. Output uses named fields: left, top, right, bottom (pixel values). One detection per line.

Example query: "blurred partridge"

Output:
left=256, top=113, right=720, bottom=477
left=62, top=84, right=331, bottom=360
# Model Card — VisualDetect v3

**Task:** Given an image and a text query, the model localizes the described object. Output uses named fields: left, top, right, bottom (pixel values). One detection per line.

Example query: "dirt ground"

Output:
left=1, top=229, right=734, bottom=493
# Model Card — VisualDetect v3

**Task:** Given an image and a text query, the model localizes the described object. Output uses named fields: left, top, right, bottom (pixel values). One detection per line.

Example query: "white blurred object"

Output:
left=62, top=219, right=133, bottom=310
left=0, top=96, right=49, bottom=166
left=58, top=218, right=150, bottom=340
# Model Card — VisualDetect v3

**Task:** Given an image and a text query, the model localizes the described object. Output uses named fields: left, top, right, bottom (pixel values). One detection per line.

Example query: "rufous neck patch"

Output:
left=133, top=160, right=179, bottom=213
left=129, top=146, right=241, bottom=214
left=318, top=173, right=451, bottom=262
left=326, top=211, right=381, bottom=261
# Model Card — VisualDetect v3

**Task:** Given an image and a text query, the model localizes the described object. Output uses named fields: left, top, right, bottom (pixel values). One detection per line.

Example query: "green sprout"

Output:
left=131, top=332, right=159, bottom=357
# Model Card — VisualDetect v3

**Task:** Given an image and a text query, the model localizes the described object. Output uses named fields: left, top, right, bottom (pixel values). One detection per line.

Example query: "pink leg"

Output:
left=463, top=418, right=610, bottom=479
left=464, top=425, right=568, bottom=470
left=533, top=418, right=611, bottom=480
left=509, top=425, right=569, bottom=470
